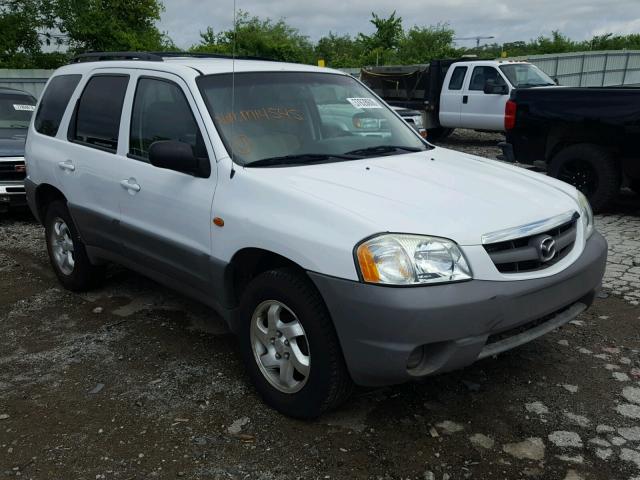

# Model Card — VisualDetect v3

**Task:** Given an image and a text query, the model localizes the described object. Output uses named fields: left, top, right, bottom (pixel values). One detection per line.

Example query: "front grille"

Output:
left=0, top=159, right=26, bottom=181
left=484, top=216, right=578, bottom=273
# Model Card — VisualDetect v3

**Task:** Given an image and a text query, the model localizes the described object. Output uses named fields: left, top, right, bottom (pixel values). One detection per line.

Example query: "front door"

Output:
left=118, top=72, right=217, bottom=294
left=459, top=66, right=510, bottom=131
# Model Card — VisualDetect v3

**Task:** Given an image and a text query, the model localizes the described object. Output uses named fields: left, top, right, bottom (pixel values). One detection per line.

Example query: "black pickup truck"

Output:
left=500, top=87, right=640, bottom=212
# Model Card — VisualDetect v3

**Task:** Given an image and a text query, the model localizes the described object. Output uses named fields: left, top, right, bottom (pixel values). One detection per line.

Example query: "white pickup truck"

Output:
left=362, top=59, right=559, bottom=138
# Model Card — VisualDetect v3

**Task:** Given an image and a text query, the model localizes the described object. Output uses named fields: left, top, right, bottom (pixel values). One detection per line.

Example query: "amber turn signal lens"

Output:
left=213, top=217, right=224, bottom=227
left=356, top=244, right=380, bottom=283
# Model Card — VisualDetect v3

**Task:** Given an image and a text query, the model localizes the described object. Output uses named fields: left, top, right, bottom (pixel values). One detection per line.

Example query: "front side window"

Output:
left=129, top=77, right=207, bottom=160
left=34, top=74, right=81, bottom=137
left=499, top=64, right=555, bottom=88
left=469, top=67, right=506, bottom=91
left=197, top=72, right=428, bottom=166
left=71, top=75, right=129, bottom=152
left=0, top=93, right=36, bottom=136
left=448, top=66, right=467, bottom=91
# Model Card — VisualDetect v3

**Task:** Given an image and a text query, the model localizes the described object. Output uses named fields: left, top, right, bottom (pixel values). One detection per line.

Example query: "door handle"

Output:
left=58, top=160, right=75, bottom=172
left=120, top=178, right=141, bottom=193
left=462, top=95, right=469, bottom=104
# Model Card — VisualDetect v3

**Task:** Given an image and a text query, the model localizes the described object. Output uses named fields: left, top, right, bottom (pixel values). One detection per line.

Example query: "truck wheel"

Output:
left=548, top=144, right=621, bottom=213
left=427, top=127, right=454, bottom=141
left=44, top=200, right=105, bottom=291
left=237, top=268, right=353, bottom=418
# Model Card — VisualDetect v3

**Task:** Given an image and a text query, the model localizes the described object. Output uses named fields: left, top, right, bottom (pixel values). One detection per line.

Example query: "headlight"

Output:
left=355, top=234, right=472, bottom=285
left=577, top=191, right=594, bottom=239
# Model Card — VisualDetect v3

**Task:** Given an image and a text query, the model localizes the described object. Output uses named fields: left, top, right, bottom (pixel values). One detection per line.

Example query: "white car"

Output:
left=25, top=52, right=607, bottom=418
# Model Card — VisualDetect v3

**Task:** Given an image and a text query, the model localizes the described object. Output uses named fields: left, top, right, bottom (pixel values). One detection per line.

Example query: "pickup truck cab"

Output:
left=362, top=60, right=557, bottom=139
left=25, top=52, right=606, bottom=418
left=0, top=87, right=37, bottom=213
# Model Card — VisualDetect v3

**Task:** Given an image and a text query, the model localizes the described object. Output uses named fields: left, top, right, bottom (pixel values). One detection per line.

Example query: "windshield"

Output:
left=499, top=64, right=555, bottom=88
left=197, top=72, right=428, bottom=166
left=0, top=94, right=36, bottom=132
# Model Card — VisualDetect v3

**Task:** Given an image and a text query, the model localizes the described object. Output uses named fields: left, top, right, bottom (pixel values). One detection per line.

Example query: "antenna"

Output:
left=230, top=0, right=237, bottom=178
left=454, top=35, right=496, bottom=48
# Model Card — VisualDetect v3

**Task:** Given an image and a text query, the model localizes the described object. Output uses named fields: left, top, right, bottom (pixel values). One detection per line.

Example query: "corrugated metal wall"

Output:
left=2, top=51, right=639, bottom=97
left=521, top=50, right=640, bottom=87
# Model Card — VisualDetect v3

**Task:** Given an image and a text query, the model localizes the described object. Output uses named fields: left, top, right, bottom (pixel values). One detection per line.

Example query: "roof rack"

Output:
left=70, top=51, right=279, bottom=64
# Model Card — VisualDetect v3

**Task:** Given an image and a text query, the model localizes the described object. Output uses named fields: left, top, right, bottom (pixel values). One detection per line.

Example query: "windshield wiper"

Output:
left=344, top=145, right=424, bottom=157
left=246, top=153, right=361, bottom=167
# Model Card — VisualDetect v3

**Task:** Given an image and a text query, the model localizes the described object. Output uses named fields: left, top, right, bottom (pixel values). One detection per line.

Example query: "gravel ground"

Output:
left=1, top=129, right=639, bottom=480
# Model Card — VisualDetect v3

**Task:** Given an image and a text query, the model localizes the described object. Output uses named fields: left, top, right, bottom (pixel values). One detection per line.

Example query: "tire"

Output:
left=44, top=200, right=105, bottom=291
left=426, top=127, right=454, bottom=142
left=548, top=144, right=621, bottom=213
left=237, top=268, right=353, bottom=418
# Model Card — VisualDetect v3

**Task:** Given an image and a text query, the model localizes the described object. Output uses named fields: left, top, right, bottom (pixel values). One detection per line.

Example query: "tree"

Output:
left=191, top=11, right=314, bottom=63
left=397, top=24, right=459, bottom=64
left=315, top=32, right=363, bottom=67
left=358, top=11, right=403, bottom=51
left=52, top=0, right=171, bottom=52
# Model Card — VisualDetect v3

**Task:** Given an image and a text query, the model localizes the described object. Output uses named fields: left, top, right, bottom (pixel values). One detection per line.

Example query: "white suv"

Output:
left=25, top=52, right=607, bottom=418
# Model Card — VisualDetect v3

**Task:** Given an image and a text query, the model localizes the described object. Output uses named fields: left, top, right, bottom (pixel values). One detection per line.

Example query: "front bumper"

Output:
left=309, top=232, right=607, bottom=387
left=0, top=182, right=27, bottom=212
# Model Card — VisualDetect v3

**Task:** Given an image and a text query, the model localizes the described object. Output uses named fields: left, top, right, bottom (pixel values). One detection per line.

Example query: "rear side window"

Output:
left=34, top=74, right=81, bottom=137
left=70, top=75, right=129, bottom=152
left=448, top=66, right=467, bottom=91
left=129, top=77, right=207, bottom=160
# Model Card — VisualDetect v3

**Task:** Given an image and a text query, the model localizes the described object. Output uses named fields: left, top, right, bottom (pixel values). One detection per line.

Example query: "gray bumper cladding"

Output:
left=309, top=232, right=608, bottom=387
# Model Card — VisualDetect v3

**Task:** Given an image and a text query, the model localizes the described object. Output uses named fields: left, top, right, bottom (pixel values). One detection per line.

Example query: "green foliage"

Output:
left=314, top=33, right=364, bottom=68
left=190, top=11, right=314, bottom=64
left=0, top=0, right=170, bottom=68
left=358, top=11, right=403, bottom=51
left=2, top=3, right=640, bottom=70
left=53, top=0, right=168, bottom=52
left=397, top=24, right=460, bottom=64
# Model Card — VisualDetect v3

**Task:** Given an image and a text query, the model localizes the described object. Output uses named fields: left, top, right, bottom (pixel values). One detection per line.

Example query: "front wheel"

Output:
left=237, top=268, right=353, bottom=418
left=548, top=144, right=621, bottom=213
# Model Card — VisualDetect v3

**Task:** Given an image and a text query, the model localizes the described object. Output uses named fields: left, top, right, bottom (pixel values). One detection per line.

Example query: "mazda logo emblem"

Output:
left=538, top=236, right=557, bottom=262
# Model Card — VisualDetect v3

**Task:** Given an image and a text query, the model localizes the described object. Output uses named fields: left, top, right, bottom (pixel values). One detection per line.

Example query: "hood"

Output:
left=0, top=129, right=27, bottom=157
left=252, top=147, right=580, bottom=246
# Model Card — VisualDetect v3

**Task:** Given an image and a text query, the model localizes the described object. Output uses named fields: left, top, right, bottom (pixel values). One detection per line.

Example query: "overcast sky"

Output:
left=158, top=0, right=640, bottom=49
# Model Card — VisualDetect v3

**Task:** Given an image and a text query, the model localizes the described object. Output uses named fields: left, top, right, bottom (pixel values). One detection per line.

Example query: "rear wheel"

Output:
left=44, top=200, right=105, bottom=291
left=237, top=268, right=353, bottom=418
left=548, top=144, right=621, bottom=213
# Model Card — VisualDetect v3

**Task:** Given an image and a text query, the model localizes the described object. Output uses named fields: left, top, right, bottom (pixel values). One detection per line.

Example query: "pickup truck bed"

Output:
left=502, top=87, right=640, bottom=211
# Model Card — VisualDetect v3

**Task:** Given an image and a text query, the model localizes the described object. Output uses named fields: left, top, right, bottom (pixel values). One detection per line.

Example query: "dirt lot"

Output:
left=1, top=130, right=640, bottom=480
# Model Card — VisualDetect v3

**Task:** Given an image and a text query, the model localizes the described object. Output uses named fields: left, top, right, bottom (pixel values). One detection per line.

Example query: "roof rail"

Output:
left=70, top=52, right=164, bottom=63
left=69, top=51, right=281, bottom=64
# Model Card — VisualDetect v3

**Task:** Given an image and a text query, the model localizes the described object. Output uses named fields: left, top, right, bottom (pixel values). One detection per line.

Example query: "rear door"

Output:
left=59, top=72, right=131, bottom=253
left=439, top=65, right=468, bottom=128
left=459, top=65, right=510, bottom=131
left=118, top=71, right=216, bottom=294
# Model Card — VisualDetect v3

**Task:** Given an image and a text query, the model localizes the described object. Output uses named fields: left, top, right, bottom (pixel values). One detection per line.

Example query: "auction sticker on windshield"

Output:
left=13, top=104, right=35, bottom=111
left=347, top=98, right=382, bottom=109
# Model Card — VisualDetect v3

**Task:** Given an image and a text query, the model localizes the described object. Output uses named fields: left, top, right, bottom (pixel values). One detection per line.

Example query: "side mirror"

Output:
left=483, top=79, right=509, bottom=95
left=148, top=140, right=210, bottom=177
